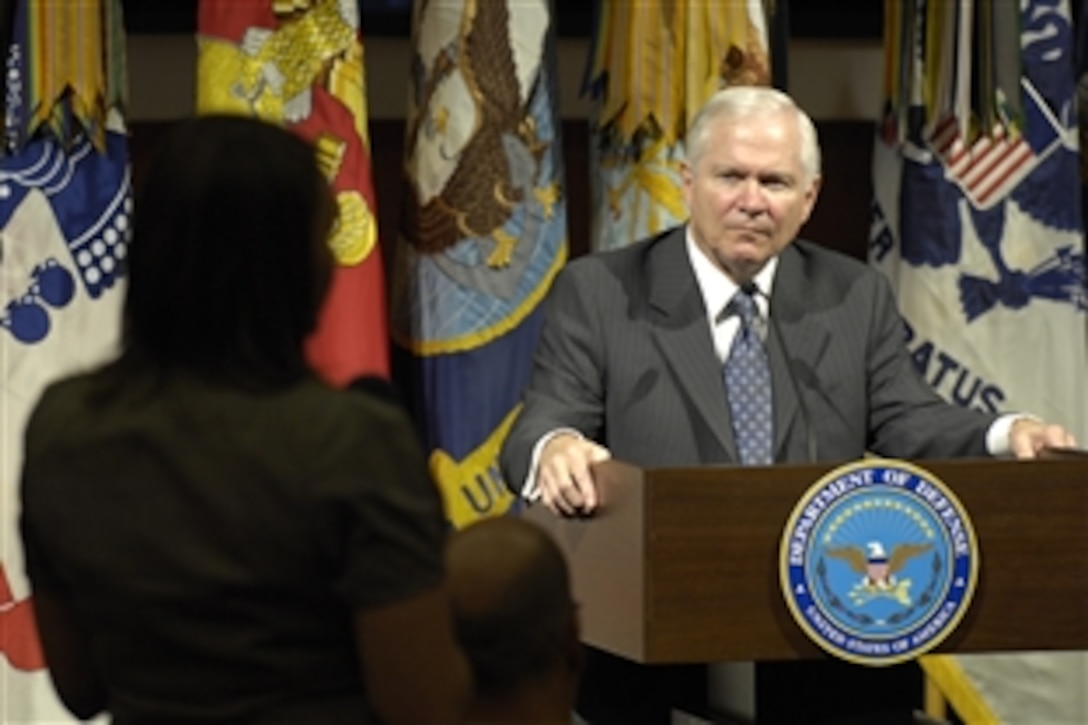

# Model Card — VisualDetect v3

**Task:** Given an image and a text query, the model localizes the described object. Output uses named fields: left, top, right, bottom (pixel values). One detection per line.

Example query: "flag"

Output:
left=583, top=0, right=779, bottom=252
left=0, top=1, right=130, bottom=720
left=391, top=0, right=567, bottom=528
left=871, top=1, right=1088, bottom=721
left=196, top=0, right=389, bottom=385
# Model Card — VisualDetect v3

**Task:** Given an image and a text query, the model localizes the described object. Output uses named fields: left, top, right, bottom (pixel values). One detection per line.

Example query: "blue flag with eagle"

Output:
left=391, top=0, right=568, bottom=527
left=871, top=0, right=1087, bottom=721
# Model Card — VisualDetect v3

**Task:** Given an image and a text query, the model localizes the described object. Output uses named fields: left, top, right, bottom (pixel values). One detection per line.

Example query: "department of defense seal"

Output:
left=780, top=459, right=979, bottom=666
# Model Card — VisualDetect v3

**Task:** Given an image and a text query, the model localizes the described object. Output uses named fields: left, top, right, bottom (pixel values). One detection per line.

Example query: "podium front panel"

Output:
left=528, top=458, right=1088, bottom=664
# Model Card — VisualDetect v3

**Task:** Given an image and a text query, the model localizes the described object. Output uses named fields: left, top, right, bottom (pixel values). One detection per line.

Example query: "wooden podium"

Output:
left=524, top=455, right=1088, bottom=665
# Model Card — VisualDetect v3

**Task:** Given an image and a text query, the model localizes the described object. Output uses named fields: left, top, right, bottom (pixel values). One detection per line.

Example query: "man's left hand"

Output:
left=1008, top=417, right=1077, bottom=458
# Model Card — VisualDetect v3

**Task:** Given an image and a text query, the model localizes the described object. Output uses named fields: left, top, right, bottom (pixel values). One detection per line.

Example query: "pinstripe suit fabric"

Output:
left=502, top=227, right=993, bottom=486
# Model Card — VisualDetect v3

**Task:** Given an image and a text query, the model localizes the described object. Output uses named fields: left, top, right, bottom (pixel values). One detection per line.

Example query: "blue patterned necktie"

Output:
left=723, top=288, right=774, bottom=465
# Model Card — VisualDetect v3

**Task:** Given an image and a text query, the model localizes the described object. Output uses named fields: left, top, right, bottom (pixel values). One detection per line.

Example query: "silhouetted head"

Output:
left=123, top=114, right=335, bottom=386
left=445, top=517, right=580, bottom=709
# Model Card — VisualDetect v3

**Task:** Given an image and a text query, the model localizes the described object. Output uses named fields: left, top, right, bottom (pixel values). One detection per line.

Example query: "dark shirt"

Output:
left=20, top=369, right=446, bottom=722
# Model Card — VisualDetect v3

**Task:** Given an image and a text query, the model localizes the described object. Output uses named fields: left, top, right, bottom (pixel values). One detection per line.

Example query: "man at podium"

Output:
left=500, top=86, right=1076, bottom=724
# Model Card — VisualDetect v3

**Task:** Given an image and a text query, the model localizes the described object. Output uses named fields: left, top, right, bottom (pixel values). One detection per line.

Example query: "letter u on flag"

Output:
left=391, top=0, right=568, bottom=527
left=196, top=0, right=389, bottom=384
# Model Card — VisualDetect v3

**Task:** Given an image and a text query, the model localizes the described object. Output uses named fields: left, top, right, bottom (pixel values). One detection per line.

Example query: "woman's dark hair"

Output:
left=121, top=114, right=335, bottom=386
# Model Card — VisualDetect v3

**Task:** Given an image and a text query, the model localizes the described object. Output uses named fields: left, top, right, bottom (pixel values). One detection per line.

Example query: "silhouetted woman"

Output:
left=19, top=115, right=470, bottom=723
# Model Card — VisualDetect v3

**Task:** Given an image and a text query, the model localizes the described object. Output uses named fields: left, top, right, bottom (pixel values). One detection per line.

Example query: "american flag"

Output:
left=927, top=81, right=1060, bottom=209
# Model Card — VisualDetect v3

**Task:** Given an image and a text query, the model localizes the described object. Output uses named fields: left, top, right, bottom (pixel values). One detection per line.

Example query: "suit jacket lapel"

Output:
left=769, top=244, right=832, bottom=460
left=644, top=229, right=737, bottom=461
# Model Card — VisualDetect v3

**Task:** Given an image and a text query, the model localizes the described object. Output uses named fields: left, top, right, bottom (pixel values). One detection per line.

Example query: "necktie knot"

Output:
left=731, top=288, right=759, bottom=332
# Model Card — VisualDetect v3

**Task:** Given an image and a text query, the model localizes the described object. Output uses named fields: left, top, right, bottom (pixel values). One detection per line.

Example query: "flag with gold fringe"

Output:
left=584, top=0, right=779, bottom=251
left=1, top=1, right=130, bottom=721
left=391, top=0, right=568, bottom=528
left=871, top=1, right=1088, bottom=721
left=196, top=0, right=389, bottom=385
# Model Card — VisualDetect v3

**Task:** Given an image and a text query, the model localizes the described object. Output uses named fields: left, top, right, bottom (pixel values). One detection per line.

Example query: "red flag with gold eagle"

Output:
left=196, top=0, right=389, bottom=384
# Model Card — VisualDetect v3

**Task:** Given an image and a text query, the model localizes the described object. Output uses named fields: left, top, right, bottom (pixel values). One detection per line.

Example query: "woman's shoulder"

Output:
left=27, top=367, right=109, bottom=426
left=21, top=367, right=125, bottom=468
left=280, top=376, right=410, bottom=429
left=264, top=377, right=424, bottom=465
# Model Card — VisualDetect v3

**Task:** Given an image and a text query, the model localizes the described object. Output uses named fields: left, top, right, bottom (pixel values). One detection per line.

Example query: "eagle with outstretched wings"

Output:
left=825, top=540, right=933, bottom=589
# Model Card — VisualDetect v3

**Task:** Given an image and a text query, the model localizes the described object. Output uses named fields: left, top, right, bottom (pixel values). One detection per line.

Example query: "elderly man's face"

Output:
left=682, top=109, right=820, bottom=284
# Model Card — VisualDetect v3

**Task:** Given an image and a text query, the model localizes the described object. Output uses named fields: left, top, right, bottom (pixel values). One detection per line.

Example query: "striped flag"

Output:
left=391, top=0, right=567, bottom=527
left=928, top=81, right=1058, bottom=211
left=196, top=0, right=389, bottom=385
left=871, top=1, right=1087, bottom=721
left=583, top=0, right=781, bottom=251
left=930, top=117, right=1034, bottom=208
left=1, top=1, right=130, bottom=721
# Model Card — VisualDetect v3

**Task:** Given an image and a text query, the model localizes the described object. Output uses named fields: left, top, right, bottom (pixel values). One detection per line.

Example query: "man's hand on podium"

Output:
left=1009, top=417, right=1077, bottom=458
left=537, top=433, right=612, bottom=517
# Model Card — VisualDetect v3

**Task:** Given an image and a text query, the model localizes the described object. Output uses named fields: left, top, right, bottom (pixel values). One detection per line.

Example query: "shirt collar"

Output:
left=685, top=226, right=778, bottom=325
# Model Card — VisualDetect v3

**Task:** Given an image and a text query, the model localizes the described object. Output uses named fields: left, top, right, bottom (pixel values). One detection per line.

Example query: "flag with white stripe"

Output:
left=871, top=1, right=1087, bottom=720
left=1, top=2, right=129, bottom=721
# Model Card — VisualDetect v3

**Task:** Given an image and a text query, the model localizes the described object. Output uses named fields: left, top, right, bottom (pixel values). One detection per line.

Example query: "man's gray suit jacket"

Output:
left=501, top=227, right=995, bottom=491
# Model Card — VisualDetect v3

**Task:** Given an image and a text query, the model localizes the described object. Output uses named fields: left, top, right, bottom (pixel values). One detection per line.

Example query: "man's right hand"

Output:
left=537, top=433, right=612, bottom=517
